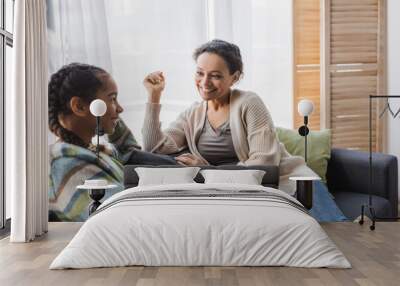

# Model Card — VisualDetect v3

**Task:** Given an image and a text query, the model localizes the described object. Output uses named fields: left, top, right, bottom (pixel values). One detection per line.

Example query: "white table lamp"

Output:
left=297, top=99, right=314, bottom=163
left=89, top=99, right=107, bottom=159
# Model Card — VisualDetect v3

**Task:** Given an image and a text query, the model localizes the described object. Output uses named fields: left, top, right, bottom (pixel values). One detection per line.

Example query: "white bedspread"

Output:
left=50, top=183, right=351, bottom=269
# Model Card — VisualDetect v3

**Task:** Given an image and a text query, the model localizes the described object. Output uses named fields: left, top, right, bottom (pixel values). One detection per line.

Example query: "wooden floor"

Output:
left=1, top=222, right=400, bottom=286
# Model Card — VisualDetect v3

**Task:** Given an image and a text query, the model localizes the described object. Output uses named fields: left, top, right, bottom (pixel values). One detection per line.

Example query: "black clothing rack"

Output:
left=359, top=95, right=400, bottom=230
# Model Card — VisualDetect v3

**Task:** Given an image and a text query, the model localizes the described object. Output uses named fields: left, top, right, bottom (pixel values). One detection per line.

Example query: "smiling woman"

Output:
left=141, top=39, right=316, bottom=194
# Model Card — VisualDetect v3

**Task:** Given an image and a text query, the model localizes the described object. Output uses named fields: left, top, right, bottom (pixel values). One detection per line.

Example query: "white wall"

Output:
left=387, top=0, right=400, bottom=199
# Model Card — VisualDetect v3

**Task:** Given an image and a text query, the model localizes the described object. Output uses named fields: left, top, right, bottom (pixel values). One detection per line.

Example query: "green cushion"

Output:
left=276, top=127, right=331, bottom=182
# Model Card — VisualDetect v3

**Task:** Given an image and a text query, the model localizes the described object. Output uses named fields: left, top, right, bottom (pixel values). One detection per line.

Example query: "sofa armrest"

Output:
left=327, top=148, right=398, bottom=215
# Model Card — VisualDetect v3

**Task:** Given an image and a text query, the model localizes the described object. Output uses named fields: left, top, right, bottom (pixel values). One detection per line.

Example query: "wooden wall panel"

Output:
left=294, top=0, right=321, bottom=130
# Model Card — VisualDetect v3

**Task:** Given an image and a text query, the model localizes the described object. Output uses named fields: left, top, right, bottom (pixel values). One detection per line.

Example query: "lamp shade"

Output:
left=298, top=99, right=314, bottom=117
left=89, top=99, right=107, bottom=117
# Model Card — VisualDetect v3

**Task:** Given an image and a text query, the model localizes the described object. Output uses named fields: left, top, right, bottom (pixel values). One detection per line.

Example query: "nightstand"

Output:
left=289, top=176, right=321, bottom=210
left=77, top=181, right=117, bottom=215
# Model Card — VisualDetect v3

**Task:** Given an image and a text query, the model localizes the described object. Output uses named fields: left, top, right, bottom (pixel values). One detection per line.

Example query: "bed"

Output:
left=50, top=166, right=350, bottom=269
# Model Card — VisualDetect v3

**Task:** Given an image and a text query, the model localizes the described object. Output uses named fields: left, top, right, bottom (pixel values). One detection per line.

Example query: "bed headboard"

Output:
left=123, top=165, right=280, bottom=189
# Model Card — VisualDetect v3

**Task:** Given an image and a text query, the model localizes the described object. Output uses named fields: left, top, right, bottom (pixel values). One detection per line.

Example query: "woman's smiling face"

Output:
left=194, top=52, right=238, bottom=101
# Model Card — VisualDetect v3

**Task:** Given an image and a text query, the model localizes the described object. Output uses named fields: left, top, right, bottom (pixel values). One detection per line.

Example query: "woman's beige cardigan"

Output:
left=142, top=89, right=317, bottom=194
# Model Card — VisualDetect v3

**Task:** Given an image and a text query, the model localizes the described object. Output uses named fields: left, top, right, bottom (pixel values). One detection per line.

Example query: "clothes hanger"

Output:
left=379, top=98, right=396, bottom=118
left=393, top=106, right=400, bottom=119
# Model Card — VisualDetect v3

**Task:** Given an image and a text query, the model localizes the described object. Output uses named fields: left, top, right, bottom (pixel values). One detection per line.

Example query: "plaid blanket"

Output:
left=49, top=120, right=139, bottom=221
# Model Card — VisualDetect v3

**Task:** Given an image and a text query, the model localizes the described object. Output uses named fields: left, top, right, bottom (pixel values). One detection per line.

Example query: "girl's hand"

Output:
left=143, top=71, right=165, bottom=103
left=175, top=153, right=204, bottom=166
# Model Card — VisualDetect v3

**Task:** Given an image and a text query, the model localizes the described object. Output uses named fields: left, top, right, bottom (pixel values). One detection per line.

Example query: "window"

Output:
left=0, top=0, right=14, bottom=232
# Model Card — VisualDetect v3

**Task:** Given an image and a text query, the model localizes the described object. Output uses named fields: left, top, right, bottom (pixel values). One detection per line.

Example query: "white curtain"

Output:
left=210, top=0, right=294, bottom=128
left=47, top=0, right=112, bottom=75
left=103, top=0, right=208, bottom=144
left=47, top=0, right=208, bottom=145
left=47, top=0, right=293, bottom=144
left=9, top=0, right=48, bottom=242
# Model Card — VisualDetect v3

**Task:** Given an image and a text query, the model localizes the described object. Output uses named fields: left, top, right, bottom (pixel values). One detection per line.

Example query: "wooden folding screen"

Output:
left=294, top=0, right=386, bottom=151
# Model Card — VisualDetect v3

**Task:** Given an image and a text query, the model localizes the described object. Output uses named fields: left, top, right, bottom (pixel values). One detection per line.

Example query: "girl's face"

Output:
left=194, top=52, right=238, bottom=101
left=95, top=74, right=123, bottom=134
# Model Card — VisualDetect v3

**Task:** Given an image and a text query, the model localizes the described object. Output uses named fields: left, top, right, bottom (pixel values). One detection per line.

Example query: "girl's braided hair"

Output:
left=48, top=63, right=107, bottom=148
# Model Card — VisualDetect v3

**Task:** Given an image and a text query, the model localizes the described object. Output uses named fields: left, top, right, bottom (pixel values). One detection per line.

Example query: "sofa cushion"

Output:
left=276, top=127, right=331, bottom=182
left=332, top=191, right=392, bottom=220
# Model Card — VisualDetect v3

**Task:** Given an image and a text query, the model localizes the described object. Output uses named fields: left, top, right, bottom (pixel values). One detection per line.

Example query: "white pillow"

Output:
left=135, top=167, right=201, bottom=186
left=200, top=169, right=266, bottom=185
